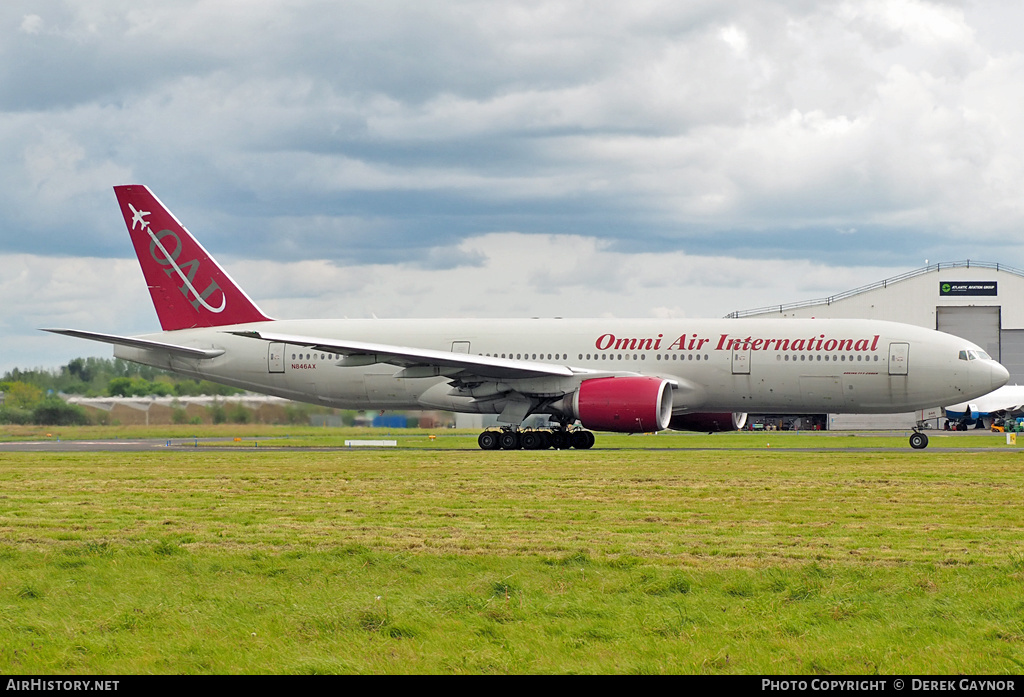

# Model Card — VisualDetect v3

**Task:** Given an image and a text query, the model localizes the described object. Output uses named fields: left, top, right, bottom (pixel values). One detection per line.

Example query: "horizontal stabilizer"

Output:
left=43, top=329, right=225, bottom=359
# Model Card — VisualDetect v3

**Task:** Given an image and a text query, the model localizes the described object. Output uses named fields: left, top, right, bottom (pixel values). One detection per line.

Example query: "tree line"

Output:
left=1, top=357, right=244, bottom=426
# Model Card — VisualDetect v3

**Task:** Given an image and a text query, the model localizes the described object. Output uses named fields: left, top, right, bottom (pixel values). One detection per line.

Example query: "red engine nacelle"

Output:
left=669, top=412, right=748, bottom=432
left=569, top=376, right=674, bottom=433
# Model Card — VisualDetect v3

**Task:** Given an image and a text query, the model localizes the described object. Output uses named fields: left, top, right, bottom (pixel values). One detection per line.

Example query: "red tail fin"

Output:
left=114, top=185, right=271, bottom=331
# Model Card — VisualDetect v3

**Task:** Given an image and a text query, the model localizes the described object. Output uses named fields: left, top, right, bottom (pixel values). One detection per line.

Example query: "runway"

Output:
left=0, top=430, right=1014, bottom=453
left=0, top=438, right=180, bottom=452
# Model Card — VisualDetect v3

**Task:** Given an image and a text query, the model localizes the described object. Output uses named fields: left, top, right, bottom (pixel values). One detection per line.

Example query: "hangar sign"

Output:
left=939, top=281, right=997, bottom=297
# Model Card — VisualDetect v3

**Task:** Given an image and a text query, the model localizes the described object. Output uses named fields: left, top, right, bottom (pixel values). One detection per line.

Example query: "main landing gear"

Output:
left=477, top=427, right=595, bottom=450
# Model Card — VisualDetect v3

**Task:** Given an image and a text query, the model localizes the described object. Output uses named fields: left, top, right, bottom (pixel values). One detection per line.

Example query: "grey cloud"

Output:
left=3, top=0, right=1024, bottom=372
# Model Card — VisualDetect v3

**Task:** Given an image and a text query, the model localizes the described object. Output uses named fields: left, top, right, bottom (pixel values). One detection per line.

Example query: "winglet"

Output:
left=114, top=185, right=271, bottom=331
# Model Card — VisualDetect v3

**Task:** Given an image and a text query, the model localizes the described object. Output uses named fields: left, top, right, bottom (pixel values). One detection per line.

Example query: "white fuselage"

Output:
left=114, top=316, right=1007, bottom=416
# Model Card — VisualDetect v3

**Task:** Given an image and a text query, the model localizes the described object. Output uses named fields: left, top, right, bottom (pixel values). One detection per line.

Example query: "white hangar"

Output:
left=727, top=260, right=1024, bottom=429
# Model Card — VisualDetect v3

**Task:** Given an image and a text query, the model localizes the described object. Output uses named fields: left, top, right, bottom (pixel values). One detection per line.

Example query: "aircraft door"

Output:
left=452, top=341, right=471, bottom=354
left=268, top=342, right=285, bottom=374
left=888, top=342, right=909, bottom=376
left=731, top=347, right=750, bottom=375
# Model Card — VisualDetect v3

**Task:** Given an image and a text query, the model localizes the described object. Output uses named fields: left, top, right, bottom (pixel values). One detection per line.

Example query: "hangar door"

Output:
left=998, top=329, right=1024, bottom=384
left=936, top=306, right=1001, bottom=362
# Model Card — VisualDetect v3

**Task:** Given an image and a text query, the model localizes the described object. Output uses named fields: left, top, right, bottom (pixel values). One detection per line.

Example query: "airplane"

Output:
left=943, top=384, right=1024, bottom=431
left=46, top=185, right=1009, bottom=450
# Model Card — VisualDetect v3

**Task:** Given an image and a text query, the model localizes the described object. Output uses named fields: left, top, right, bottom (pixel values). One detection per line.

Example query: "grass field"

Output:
left=1, top=437, right=1023, bottom=674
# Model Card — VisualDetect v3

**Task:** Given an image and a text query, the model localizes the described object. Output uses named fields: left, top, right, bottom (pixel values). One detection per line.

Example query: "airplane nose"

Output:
left=990, top=361, right=1010, bottom=391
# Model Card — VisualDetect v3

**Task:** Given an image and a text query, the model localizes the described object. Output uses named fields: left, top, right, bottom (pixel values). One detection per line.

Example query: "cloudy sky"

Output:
left=3, top=0, right=1024, bottom=373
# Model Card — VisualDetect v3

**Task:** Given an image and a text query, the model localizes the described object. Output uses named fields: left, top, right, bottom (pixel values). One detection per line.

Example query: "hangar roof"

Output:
left=727, top=260, right=1024, bottom=326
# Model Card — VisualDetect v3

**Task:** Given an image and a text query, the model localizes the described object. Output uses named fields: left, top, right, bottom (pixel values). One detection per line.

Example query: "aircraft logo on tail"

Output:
left=129, top=204, right=151, bottom=231
left=146, top=227, right=226, bottom=314
left=125, top=202, right=226, bottom=314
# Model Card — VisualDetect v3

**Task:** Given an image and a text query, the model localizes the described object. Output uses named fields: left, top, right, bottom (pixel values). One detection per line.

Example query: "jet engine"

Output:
left=554, top=376, right=673, bottom=433
left=669, top=412, right=748, bottom=432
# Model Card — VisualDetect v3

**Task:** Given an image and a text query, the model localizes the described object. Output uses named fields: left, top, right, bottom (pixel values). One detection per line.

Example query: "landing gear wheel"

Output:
left=550, top=430, right=572, bottom=450
left=499, top=431, right=521, bottom=450
left=570, top=430, right=595, bottom=449
left=478, top=431, right=501, bottom=450
left=520, top=431, right=544, bottom=450
left=909, top=432, right=929, bottom=450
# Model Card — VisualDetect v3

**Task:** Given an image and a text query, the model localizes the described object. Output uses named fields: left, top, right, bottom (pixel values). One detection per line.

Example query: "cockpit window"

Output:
left=960, top=349, right=993, bottom=361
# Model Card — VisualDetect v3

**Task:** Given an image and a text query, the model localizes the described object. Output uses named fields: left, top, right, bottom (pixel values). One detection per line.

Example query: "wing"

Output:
left=228, top=330, right=692, bottom=428
left=229, top=329, right=581, bottom=380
